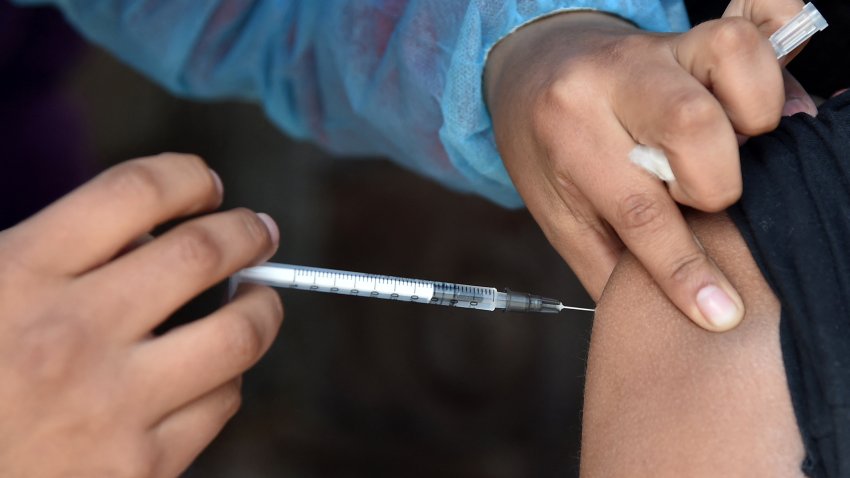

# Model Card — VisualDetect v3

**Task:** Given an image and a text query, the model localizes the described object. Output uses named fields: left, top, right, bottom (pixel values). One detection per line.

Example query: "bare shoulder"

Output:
left=581, top=212, right=805, bottom=477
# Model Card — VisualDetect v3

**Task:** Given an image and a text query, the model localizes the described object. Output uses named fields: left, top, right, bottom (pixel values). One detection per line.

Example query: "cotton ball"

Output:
left=629, top=145, right=675, bottom=182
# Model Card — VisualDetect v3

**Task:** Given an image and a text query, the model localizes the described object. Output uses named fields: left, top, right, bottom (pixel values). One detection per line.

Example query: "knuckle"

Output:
left=221, top=313, right=265, bottom=364
left=233, top=208, right=271, bottom=249
left=542, top=77, right=572, bottom=107
left=667, top=251, right=710, bottom=287
left=535, top=78, right=577, bottom=134
left=533, top=57, right=609, bottom=140
left=711, top=18, right=762, bottom=54
left=170, top=152, right=212, bottom=181
left=173, top=225, right=222, bottom=272
left=104, top=160, right=164, bottom=205
left=616, top=192, right=668, bottom=234
left=167, top=153, right=220, bottom=204
left=538, top=61, right=597, bottom=116
left=665, top=90, right=718, bottom=136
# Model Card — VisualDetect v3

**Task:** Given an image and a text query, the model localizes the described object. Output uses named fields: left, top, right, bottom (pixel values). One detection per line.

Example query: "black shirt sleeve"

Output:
left=728, top=90, right=850, bottom=478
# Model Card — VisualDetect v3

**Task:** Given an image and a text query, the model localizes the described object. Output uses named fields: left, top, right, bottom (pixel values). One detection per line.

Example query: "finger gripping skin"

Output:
left=617, top=193, right=668, bottom=234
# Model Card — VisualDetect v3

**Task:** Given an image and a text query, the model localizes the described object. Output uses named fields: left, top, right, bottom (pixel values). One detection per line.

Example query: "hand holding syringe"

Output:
left=234, top=263, right=595, bottom=314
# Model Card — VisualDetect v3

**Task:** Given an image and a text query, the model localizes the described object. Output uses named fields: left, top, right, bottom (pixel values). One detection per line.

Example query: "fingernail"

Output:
left=209, top=168, right=224, bottom=196
left=256, top=212, right=279, bottom=245
left=697, top=285, right=741, bottom=329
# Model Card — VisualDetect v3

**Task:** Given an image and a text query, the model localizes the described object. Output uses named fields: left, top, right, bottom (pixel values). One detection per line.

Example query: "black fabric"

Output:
left=728, top=91, right=850, bottom=478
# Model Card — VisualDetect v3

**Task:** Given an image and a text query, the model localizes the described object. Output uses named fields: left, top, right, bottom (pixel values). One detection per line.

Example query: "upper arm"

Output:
left=580, top=212, right=804, bottom=477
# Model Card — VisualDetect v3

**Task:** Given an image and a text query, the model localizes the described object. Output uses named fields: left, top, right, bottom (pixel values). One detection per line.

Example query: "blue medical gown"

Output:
left=15, top=0, right=689, bottom=207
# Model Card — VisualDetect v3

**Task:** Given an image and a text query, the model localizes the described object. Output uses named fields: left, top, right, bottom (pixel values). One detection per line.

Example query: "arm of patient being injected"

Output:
left=580, top=212, right=805, bottom=477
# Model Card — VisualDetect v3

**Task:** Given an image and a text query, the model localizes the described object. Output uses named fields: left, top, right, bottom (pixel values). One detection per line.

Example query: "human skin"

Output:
left=485, top=0, right=817, bottom=333
left=581, top=212, right=805, bottom=477
left=0, top=153, right=283, bottom=477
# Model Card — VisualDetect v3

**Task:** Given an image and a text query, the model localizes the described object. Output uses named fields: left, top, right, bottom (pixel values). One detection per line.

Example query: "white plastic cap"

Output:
left=770, top=3, right=829, bottom=59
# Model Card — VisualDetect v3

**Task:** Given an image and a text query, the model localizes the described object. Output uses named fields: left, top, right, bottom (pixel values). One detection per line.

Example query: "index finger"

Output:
left=571, top=118, right=745, bottom=331
left=6, top=153, right=222, bottom=277
left=605, top=177, right=744, bottom=331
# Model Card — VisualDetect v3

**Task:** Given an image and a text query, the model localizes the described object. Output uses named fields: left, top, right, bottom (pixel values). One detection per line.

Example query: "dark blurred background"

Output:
left=2, top=1, right=847, bottom=476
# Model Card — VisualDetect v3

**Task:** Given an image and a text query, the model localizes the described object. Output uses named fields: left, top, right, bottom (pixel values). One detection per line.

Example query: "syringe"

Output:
left=630, top=2, right=828, bottom=182
left=233, top=262, right=595, bottom=314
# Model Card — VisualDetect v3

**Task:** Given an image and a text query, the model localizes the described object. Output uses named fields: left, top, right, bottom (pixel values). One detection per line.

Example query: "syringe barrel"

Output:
left=430, top=282, right=498, bottom=311
left=236, top=263, right=581, bottom=313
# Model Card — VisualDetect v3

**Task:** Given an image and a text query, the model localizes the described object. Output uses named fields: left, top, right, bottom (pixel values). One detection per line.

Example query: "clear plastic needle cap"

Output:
left=770, top=3, right=828, bottom=59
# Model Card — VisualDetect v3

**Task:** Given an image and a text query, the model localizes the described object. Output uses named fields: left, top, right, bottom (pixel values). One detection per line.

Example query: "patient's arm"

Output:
left=581, top=212, right=805, bottom=477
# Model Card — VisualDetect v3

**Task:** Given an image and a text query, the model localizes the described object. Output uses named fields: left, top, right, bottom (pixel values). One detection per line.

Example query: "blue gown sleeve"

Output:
left=13, top=0, right=690, bottom=207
